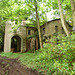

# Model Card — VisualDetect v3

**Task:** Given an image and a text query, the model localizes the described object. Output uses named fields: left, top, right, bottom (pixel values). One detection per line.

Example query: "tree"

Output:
left=70, top=0, right=75, bottom=30
left=49, top=0, right=73, bottom=26
left=1, top=0, right=50, bottom=49
left=35, top=0, right=43, bottom=48
left=0, top=0, right=48, bottom=49
left=58, top=0, right=70, bottom=36
left=24, top=0, right=49, bottom=48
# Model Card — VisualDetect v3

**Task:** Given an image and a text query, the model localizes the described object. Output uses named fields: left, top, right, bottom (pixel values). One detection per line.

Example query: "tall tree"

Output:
left=70, top=0, right=75, bottom=30
left=35, top=0, right=43, bottom=48
left=1, top=0, right=49, bottom=49
left=24, top=0, right=49, bottom=48
left=58, top=0, right=70, bottom=36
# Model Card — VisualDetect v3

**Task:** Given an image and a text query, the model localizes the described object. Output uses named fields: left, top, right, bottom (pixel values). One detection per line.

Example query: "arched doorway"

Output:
left=11, top=35, right=21, bottom=52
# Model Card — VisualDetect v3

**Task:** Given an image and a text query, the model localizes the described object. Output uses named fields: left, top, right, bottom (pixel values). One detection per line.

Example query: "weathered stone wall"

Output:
left=4, top=21, right=38, bottom=52
left=26, top=27, right=37, bottom=51
left=4, top=21, right=27, bottom=52
left=41, top=19, right=62, bottom=37
left=40, top=19, right=71, bottom=42
left=4, top=19, right=71, bottom=52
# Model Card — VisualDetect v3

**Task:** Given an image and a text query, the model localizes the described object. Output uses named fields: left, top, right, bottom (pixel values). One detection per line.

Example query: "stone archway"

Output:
left=11, top=35, right=21, bottom=52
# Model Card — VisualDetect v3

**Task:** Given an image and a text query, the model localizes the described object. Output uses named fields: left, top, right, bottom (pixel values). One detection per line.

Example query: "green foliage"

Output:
left=27, top=31, right=38, bottom=39
left=49, top=0, right=73, bottom=25
left=38, top=33, right=75, bottom=75
left=0, top=20, right=5, bottom=47
left=0, top=0, right=50, bottom=47
left=0, top=33, right=75, bottom=75
left=0, top=0, right=75, bottom=74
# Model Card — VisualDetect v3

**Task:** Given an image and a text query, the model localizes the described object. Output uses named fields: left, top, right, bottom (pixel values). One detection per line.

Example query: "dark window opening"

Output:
left=55, top=26, right=58, bottom=32
left=28, top=30, right=31, bottom=35
left=62, top=27, right=63, bottom=30
left=43, top=28, right=45, bottom=34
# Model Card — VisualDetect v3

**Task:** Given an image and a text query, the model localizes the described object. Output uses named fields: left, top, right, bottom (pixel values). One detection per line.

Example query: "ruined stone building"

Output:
left=4, top=19, right=71, bottom=52
left=41, top=19, right=71, bottom=42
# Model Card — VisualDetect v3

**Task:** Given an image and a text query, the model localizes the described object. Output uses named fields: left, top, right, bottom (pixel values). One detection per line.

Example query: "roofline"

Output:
left=21, top=18, right=72, bottom=29
left=40, top=18, right=60, bottom=28
left=41, top=18, right=72, bottom=28
left=47, top=18, right=60, bottom=23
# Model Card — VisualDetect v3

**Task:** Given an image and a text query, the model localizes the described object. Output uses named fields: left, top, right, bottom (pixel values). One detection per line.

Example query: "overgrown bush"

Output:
left=0, top=33, right=75, bottom=75
left=34, top=33, right=75, bottom=75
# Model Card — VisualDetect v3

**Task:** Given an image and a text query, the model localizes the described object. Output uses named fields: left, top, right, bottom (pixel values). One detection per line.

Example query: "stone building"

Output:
left=4, top=19, right=71, bottom=52
left=41, top=19, right=71, bottom=42
left=4, top=20, right=38, bottom=52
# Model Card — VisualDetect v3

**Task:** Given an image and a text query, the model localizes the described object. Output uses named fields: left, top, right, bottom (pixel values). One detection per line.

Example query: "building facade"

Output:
left=4, top=19, right=71, bottom=52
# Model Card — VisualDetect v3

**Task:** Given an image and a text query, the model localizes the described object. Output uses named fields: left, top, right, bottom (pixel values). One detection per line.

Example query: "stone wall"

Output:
left=4, top=20, right=38, bottom=52
left=41, top=19, right=62, bottom=36
left=40, top=19, right=71, bottom=42
left=4, top=19, right=71, bottom=52
left=26, top=27, right=38, bottom=51
left=4, top=20, right=27, bottom=52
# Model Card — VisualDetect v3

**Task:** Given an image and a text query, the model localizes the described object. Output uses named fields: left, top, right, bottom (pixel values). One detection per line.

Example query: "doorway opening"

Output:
left=11, top=35, right=21, bottom=52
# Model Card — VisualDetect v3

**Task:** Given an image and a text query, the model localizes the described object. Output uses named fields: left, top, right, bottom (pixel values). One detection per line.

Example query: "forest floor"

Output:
left=0, top=55, right=41, bottom=75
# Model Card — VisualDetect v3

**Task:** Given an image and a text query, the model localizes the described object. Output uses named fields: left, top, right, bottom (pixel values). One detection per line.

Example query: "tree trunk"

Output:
left=35, top=0, right=43, bottom=48
left=70, top=0, right=75, bottom=30
left=58, top=0, right=70, bottom=36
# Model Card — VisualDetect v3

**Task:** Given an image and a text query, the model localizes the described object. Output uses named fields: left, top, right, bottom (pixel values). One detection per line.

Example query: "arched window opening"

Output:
left=11, top=35, right=21, bottom=52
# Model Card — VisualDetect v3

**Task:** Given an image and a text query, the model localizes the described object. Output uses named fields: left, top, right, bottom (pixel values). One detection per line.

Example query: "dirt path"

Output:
left=0, top=56, right=41, bottom=75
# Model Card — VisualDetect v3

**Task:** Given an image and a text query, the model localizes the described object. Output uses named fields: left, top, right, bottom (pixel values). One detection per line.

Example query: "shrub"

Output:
left=0, top=33, right=75, bottom=75
left=34, top=33, right=75, bottom=75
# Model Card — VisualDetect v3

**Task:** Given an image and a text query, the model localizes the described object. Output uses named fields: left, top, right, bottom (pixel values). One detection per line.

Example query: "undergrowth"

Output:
left=0, top=33, right=75, bottom=75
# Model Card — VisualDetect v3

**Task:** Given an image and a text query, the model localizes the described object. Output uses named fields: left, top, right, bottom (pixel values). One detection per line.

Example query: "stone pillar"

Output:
left=20, top=36, right=26, bottom=52
left=4, top=21, right=12, bottom=52
left=4, top=36, right=11, bottom=52
left=21, top=20, right=27, bottom=52
left=21, top=38, right=23, bottom=52
left=23, top=38, right=26, bottom=52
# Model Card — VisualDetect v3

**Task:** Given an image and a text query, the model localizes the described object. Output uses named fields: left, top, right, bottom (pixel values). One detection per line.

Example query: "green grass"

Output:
left=0, top=52, right=40, bottom=70
left=0, top=51, right=49, bottom=74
